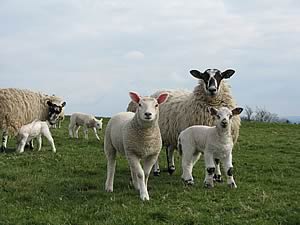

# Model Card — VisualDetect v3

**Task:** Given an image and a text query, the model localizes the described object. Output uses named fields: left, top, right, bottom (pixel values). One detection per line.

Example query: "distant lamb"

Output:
left=178, top=107, right=243, bottom=188
left=0, top=88, right=66, bottom=152
left=127, top=68, right=240, bottom=180
left=16, top=120, right=56, bottom=153
left=69, top=113, right=103, bottom=140
left=104, top=91, right=168, bottom=201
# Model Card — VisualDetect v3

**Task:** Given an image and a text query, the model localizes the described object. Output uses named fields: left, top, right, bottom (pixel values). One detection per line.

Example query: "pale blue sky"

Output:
left=0, top=0, right=299, bottom=117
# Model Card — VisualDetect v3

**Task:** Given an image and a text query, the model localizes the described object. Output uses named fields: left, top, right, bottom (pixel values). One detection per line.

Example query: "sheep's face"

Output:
left=129, top=92, right=169, bottom=122
left=210, top=107, right=243, bottom=129
left=95, top=118, right=103, bottom=130
left=47, top=101, right=66, bottom=125
left=190, top=69, right=235, bottom=97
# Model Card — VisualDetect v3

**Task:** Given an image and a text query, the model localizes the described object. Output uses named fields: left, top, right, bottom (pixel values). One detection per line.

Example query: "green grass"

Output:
left=0, top=118, right=299, bottom=225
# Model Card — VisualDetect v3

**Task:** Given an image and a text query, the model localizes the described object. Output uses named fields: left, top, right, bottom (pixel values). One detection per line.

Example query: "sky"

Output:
left=0, top=0, right=299, bottom=117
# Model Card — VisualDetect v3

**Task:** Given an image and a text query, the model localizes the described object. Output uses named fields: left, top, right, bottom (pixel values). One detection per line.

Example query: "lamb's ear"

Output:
left=46, top=100, right=53, bottom=106
left=209, top=107, right=218, bottom=116
left=100, top=118, right=103, bottom=122
left=129, top=91, right=140, bottom=104
left=232, top=107, right=243, bottom=116
left=221, top=69, right=235, bottom=79
left=190, top=70, right=205, bottom=80
left=61, top=102, right=66, bottom=107
left=157, top=93, right=169, bottom=104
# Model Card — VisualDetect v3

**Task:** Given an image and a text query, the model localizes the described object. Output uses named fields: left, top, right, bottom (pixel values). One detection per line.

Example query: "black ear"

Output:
left=221, top=69, right=235, bottom=79
left=209, top=107, right=218, bottom=116
left=232, top=107, right=243, bottom=116
left=47, top=101, right=53, bottom=106
left=190, top=70, right=205, bottom=80
left=61, top=102, right=66, bottom=107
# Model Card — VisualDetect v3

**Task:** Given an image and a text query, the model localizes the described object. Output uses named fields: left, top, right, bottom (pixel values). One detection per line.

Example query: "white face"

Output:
left=214, top=107, right=233, bottom=129
left=137, top=97, right=159, bottom=122
left=95, top=119, right=103, bottom=130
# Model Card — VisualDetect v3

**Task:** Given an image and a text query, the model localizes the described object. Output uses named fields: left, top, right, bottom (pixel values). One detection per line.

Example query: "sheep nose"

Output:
left=208, top=87, right=217, bottom=95
left=145, top=112, right=152, bottom=117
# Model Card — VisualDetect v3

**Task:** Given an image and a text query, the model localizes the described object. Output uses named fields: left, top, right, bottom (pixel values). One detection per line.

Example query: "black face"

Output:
left=190, top=69, right=235, bottom=97
left=47, top=101, right=66, bottom=125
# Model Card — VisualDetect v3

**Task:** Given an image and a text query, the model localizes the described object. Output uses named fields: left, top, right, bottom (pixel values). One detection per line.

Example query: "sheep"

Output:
left=178, top=106, right=243, bottom=188
left=127, top=68, right=240, bottom=180
left=68, top=113, right=103, bottom=140
left=0, top=88, right=66, bottom=152
left=16, top=120, right=56, bottom=153
left=104, top=91, right=169, bottom=201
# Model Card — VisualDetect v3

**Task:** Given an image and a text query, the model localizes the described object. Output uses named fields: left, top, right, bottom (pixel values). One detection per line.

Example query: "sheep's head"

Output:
left=129, top=91, right=169, bottom=123
left=190, top=69, right=235, bottom=97
left=94, top=118, right=103, bottom=130
left=47, top=101, right=66, bottom=125
left=209, top=107, right=243, bottom=129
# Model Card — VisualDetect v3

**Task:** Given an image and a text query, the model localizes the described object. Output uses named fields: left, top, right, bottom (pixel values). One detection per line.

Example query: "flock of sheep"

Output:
left=0, top=68, right=243, bottom=201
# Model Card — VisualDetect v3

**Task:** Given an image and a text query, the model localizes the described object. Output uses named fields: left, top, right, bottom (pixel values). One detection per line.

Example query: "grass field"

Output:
left=0, top=117, right=299, bottom=225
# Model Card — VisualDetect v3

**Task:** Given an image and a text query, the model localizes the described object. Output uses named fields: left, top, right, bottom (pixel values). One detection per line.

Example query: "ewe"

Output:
left=178, top=107, right=243, bottom=188
left=104, top=91, right=168, bottom=201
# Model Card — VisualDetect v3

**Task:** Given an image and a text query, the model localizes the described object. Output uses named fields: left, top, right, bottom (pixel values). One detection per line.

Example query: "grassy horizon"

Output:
left=0, top=117, right=299, bottom=225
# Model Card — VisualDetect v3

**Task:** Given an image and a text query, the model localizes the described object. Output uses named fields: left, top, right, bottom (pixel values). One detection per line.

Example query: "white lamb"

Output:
left=178, top=107, right=243, bottom=188
left=16, top=120, right=56, bottom=153
left=104, top=91, right=169, bottom=201
left=69, top=113, right=103, bottom=140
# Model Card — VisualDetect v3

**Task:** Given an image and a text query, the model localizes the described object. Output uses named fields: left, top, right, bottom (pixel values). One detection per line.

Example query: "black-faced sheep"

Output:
left=0, top=88, right=66, bottom=152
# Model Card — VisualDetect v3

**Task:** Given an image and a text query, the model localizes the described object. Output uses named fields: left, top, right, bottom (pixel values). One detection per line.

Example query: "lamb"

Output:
left=69, top=113, right=103, bottom=140
left=0, top=88, right=66, bottom=152
left=127, top=68, right=240, bottom=180
left=104, top=91, right=169, bottom=201
left=178, top=107, right=243, bottom=188
left=16, top=120, right=56, bottom=153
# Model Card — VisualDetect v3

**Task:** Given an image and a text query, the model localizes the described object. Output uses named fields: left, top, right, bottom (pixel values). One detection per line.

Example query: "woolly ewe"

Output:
left=104, top=91, right=168, bottom=201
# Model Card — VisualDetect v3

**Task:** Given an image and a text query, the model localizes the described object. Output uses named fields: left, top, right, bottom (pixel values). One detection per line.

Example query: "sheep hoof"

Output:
left=228, top=183, right=237, bottom=189
left=153, top=170, right=160, bottom=176
left=184, top=179, right=194, bottom=186
left=0, top=146, right=6, bottom=152
left=213, top=174, right=223, bottom=183
left=168, top=166, right=176, bottom=175
left=204, top=182, right=214, bottom=189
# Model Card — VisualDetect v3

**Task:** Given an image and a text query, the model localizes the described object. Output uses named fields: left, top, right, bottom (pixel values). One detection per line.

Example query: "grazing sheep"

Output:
left=16, top=120, right=56, bottom=153
left=105, top=91, right=169, bottom=201
left=178, top=107, right=243, bottom=188
left=69, top=113, right=103, bottom=140
left=127, top=68, right=240, bottom=179
left=0, top=88, right=66, bottom=152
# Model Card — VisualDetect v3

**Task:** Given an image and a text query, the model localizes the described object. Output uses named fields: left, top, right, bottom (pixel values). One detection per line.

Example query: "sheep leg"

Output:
left=37, top=135, right=42, bottom=151
left=68, top=123, right=74, bottom=138
left=213, top=158, right=223, bottom=182
left=16, top=137, right=27, bottom=153
left=153, top=160, right=160, bottom=176
left=181, top=145, right=197, bottom=185
left=143, top=154, right=159, bottom=188
left=166, top=145, right=175, bottom=175
left=222, top=154, right=237, bottom=188
left=128, top=156, right=149, bottom=201
left=104, top=139, right=117, bottom=193
left=204, top=152, right=215, bottom=188
left=43, top=133, right=56, bottom=153
left=74, top=125, right=80, bottom=139
left=1, top=130, right=8, bottom=152
left=83, top=126, right=89, bottom=140
left=130, top=169, right=139, bottom=190
left=93, top=127, right=100, bottom=140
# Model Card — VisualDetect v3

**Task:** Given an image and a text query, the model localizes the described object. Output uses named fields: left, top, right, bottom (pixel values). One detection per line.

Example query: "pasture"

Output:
left=0, top=117, right=299, bottom=225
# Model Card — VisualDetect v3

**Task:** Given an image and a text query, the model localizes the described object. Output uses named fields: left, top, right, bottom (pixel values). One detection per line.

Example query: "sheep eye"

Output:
left=138, top=103, right=142, bottom=107
left=229, top=115, right=233, bottom=119
left=155, top=104, right=159, bottom=107
left=216, top=115, right=221, bottom=119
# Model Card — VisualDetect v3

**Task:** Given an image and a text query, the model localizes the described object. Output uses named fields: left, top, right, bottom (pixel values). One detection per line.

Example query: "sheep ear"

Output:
left=129, top=91, right=140, bottom=104
left=100, top=118, right=103, bottom=122
left=209, top=107, right=218, bottom=116
left=221, top=69, right=235, bottom=79
left=190, top=70, right=205, bottom=80
left=61, top=102, right=66, bottom=107
left=157, top=93, right=169, bottom=104
left=232, top=107, right=243, bottom=116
